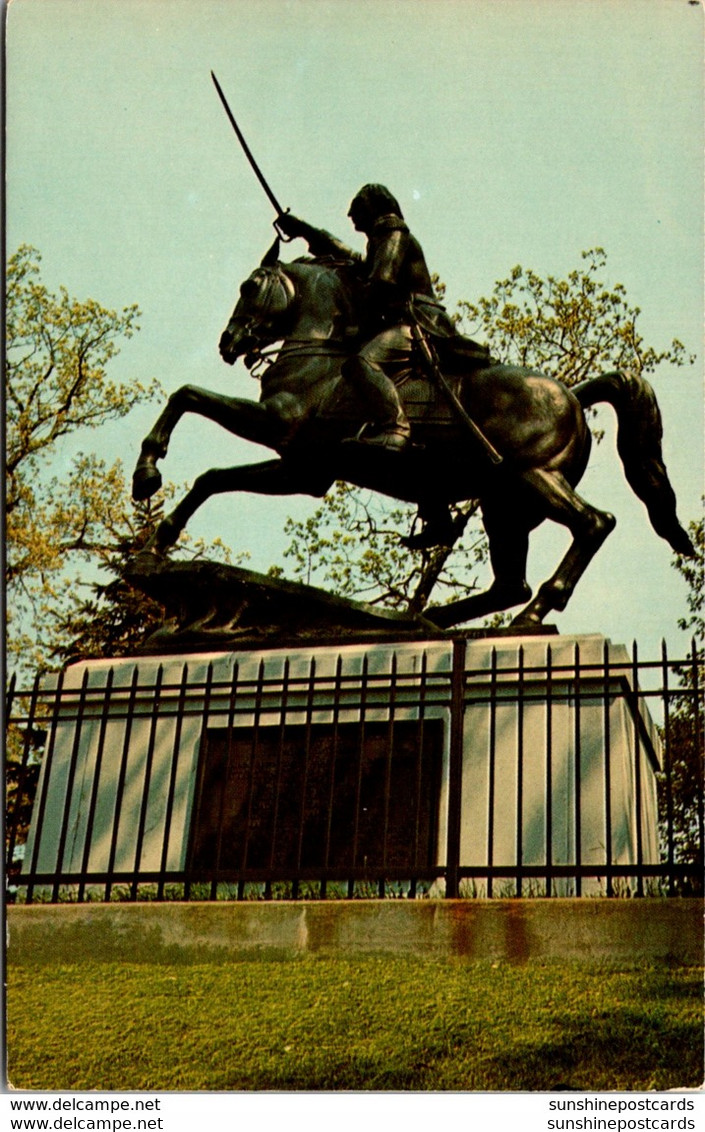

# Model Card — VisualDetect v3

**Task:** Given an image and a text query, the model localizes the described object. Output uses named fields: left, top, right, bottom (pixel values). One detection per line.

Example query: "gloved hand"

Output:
left=276, top=213, right=309, bottom=239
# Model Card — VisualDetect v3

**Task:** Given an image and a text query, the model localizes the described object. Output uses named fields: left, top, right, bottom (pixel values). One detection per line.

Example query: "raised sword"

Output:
left=210, top=70, right=291, bottom=238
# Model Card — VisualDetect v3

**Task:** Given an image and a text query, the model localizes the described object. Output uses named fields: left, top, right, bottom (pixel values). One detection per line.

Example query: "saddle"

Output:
left=435, top=333, right=491, bottom=374
left=391, top=333, right=492, bottom=427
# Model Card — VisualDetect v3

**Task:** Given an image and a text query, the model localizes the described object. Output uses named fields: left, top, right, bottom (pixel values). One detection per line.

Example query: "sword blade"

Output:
left=211, top=71, right=286, bottom=217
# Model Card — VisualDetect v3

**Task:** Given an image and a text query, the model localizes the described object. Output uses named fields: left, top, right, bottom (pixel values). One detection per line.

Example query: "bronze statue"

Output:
left=277, top=184, right=473, bottom=453
left=132, top=234, right=694, bottom=629
left=278, top=183, right=494, bottom=548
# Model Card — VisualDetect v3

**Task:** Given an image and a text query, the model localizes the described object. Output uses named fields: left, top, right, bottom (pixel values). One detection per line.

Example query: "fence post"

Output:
left=691, top=638, right=704, bottom=875
left=5, top=671, right=40, bottom=878
left=487, top=645, right=498, bottom=898
left=631, top=642, right=644, bottom=897
left=545, top=644, right=554, bottom=897
left=516, top=643, right=525, bottom=897
left=660, top=640, right=675, bottom=896
left=78, top=667, right=115, bottom=902
left=105, top=666, right=139, bottom=902
left=445, top=637, right=466, bottom=899
left=573, top=641, right=582, bottom=897
left=130, top=665, right=165, bottom=899
left=160, top=662, right=190, bottom=900
left=602, top=640, right=614, bottom=897
left=52, top=669, right=90, bottom=902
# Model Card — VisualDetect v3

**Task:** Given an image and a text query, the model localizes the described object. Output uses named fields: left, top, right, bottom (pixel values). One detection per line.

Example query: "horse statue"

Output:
left=132, top=239, right=694, bottom=628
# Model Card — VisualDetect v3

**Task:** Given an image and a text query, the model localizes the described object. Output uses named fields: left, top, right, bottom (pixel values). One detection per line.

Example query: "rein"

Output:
left=246, top=338, right=352, bottom=380
left=232, top=261, right=357, bottom=378
left=277, top=339, right=351, bottom=358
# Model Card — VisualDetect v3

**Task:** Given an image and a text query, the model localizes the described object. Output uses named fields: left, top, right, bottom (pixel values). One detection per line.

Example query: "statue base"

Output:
left=125, top=554, right=443, bottom=652
left=125, top=555, right=558, bottom=652
left=23, top=632, right=659, bottom=899
left=124, top=555, right=560, bottom=652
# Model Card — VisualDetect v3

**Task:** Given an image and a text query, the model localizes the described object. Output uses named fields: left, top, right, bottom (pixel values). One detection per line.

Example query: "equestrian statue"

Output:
left=131, top=178, right=694, bottom=629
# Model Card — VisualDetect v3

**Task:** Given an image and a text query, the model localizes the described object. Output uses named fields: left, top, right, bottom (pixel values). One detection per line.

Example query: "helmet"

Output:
left=348, top=184, right=404, bottom=229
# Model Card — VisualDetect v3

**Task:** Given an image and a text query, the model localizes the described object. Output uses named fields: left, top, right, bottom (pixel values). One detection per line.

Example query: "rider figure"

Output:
left=278, top=185, right=490, bottom=547
left=278, top=184, right=458, bottom=452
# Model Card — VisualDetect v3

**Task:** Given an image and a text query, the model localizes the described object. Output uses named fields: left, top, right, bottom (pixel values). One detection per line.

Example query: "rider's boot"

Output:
left=401, top=504, right=458, bottom=550
left=342, top=356, right=411, bottom=451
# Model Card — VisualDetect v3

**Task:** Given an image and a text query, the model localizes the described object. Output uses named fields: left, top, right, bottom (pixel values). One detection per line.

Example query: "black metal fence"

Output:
left=5, top=638, right=703, bottom=902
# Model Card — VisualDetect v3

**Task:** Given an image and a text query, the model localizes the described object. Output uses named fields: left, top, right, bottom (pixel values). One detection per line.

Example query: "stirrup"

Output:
left=342, top=422, right=411, bottom=452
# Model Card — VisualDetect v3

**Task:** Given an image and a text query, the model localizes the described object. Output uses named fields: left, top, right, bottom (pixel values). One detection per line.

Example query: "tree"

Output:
left=659, top=508, right=704, bottom=889
left=455, top=248, right=692, bottom=384
left=51, top=477, right=241, bottom=665
left=6, top=245, right=160, bottom=672
left=280, top=249, right=693, bottom=613
left=674, top=507, right=704, bottom=642
left=45, top=483, right=175, bottom=664
left=275, top=484, right=485, bottom=614
left=4, top=250, right=242, bottom=858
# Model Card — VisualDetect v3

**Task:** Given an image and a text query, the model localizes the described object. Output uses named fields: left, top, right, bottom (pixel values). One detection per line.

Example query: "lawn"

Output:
left=7, top=957, right=703, bottom=1092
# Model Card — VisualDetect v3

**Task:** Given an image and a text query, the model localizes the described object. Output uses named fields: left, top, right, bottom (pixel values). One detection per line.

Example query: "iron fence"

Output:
left=5, top=637, right=703, bottom=902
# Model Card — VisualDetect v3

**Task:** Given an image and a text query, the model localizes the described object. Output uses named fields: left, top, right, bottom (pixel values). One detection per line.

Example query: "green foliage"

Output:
left=674, top=506, right=704, bottom=641
left=50, top=478, right=241, bottom=665
left=455, top=248, right=693, bottom=385
left=5, top=245, right=161, bottom=672
left=7, top=958, right=702, bottom=1090
left=5, top=245, right=239, bottom=671
left=50, top=489, right=175, bottom=664
left=659, top=509, right=705, bottom=885
left=6, top=245, right=145, bottom=471
left=279, top=482, right=486, bottom=612
left=280, top=249, right=693, bottom=613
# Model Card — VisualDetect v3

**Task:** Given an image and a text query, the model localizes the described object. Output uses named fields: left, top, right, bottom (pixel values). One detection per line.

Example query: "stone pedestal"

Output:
left=456, top=635, right=660, bottom=896
left=22, top=634, right=660, bottom=897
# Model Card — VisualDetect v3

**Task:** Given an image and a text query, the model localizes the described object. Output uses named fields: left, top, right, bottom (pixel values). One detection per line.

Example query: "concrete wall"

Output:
left=7, top=900, right=702, bottom=966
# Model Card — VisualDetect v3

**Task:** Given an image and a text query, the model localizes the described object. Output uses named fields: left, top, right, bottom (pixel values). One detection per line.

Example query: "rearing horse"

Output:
left=132, top=241, right=694, bottom=627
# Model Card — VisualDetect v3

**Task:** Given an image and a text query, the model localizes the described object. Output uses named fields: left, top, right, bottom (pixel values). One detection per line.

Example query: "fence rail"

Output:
left=5, top=638, right=703, bottom=902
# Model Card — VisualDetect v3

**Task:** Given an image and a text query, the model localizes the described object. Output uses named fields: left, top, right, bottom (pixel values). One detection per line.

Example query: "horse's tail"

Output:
left=573, top=370, right=695, bottom=557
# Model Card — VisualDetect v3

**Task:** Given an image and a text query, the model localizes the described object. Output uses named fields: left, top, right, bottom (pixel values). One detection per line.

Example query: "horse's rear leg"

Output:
left=511, top=468, right=615, bottom=627
left=133, top=386, right=294, bottom=501
left=140, top=458, right=333, bottom=557
left=426, top=511, right=532, bottom=628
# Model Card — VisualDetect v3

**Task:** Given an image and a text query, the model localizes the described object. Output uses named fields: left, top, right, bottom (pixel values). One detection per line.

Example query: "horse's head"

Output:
left=219, top=239, right=296, bottom=365
left=220, top=240, right=362, bottom=367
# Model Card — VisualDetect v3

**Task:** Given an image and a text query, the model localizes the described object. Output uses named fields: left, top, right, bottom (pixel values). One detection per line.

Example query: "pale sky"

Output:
left=6, top=0, right=704, bottom=654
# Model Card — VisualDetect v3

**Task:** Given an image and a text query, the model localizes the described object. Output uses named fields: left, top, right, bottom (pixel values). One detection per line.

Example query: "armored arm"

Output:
left=363, top=226, right=410, bottom=320
left=276, top=214, right=361, bottom=261
left=367, top=226, right=409, bottom=287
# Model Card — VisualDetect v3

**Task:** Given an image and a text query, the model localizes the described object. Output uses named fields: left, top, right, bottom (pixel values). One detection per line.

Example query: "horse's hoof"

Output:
left=510, top=611, right=543, bottom=629
left=132, top=459, right=162, bottom=502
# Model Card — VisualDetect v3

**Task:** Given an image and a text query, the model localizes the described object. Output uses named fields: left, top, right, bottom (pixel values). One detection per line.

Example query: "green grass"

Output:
left=7, top=957, right=703, bottom=1092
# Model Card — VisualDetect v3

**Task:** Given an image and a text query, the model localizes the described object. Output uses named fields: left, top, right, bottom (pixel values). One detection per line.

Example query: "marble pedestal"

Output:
left=22, top=634, right=660, bottom=897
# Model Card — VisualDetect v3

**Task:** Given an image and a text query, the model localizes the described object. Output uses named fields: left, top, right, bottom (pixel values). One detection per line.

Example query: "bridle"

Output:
left=228, top=264, right=354, bottom=378
left=225, top=264, right=290, bottom=337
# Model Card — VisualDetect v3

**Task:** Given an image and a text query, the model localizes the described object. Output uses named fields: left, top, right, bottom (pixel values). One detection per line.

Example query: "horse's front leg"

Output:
left=132, top=386, right=301, bottom=501
left=138, top=457, right=334, bottom=558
